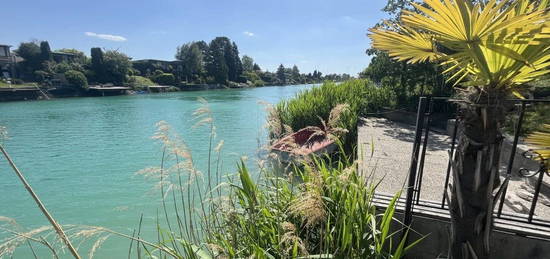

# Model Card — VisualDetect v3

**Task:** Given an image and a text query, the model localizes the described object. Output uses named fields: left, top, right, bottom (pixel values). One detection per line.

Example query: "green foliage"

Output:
left=39, top=41, right=52, bottom=62
left=55, top=48, right=88, bottom=64
left=15, top=42, right=42, bottom=80
left=128, top=75, right=155, bottom=90
left=274, top=79, right=396, bottom=154
left=176, top=41, right=207, bottom=82
left=133, top=117, right=419, bottom=258
left=33, top=70, right=49, bottom=83
left=64, top=70, right=88, bottom=89
left=201, top=156, right=417, bottom=258
left=505, top=103, right=550, bottom=137
left=205, top=37, right=233, bottom=84
left=361, top=51, right=452, bottom=110
left=102, top=50, right=132, bottom=85
left=276, top=64, right=286, bottom=84
left=152, top=73, right=176, bottom=86
left=242, top=55, right=254, bottom=72
left=90, top=47, right=104, bottom=82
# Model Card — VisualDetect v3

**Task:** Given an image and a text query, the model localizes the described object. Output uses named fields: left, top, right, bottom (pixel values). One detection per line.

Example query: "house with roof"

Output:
left=52, top=51, right=78, bottom=63
left=0, top=44, right=17, bottom=79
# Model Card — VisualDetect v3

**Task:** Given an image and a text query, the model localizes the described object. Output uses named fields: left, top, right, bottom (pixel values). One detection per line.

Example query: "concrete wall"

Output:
left=391, top=209, right=550, bottom=259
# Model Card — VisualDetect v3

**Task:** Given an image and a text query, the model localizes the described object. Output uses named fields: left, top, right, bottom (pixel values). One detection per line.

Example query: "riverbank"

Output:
left=0, top=82, right=321, bottom=102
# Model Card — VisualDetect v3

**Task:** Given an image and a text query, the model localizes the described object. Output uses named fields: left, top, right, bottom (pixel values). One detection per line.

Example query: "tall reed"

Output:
left=272, top=79, right=396, bottom=155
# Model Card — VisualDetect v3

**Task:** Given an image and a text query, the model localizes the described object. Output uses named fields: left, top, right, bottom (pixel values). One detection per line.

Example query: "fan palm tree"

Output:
left=369, top=0, right=550, bottom=258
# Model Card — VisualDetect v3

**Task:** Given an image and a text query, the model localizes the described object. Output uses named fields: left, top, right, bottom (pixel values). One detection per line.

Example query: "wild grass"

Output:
left=272, top=79, right=396, bottom=155
left=0, top=98, right=419, bottom=258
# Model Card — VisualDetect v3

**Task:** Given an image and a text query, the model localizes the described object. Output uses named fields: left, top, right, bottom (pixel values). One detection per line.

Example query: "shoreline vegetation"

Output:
left=1, top=36, right=352, bottom=102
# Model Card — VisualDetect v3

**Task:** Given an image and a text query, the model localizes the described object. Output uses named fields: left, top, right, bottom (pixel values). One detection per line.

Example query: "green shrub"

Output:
left=252, top=79, right=265, bottom=87
left=33, top=70, right=49, bottom=83
left=64, top=70, right=88, bottom=89
left=505, top=103, right=550, bottom=137
left=128, top=75, right=154, bottom=90
left=273, top=79, right=396, bottom=155
left=152, top=73, right=175, bottom=85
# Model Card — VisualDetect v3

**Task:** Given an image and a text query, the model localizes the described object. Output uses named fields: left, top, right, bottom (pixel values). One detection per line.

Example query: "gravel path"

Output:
left=357, top=117, right=550, bottom=221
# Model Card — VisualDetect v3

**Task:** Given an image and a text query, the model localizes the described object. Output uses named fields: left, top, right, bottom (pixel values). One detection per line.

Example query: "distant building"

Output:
left=52, top=51, right=78, bottom=63
left=0, top=44, right=17, bottom=79
left=132, top=59, right=183, bottom=76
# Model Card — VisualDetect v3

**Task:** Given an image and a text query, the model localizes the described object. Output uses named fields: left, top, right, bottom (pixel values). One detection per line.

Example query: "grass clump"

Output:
left=272, top=79, right=396, bottom=155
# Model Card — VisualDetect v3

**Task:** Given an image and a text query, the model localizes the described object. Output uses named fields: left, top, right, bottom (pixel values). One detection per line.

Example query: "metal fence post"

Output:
left=403, top=97, right=428, bottom=231
left=414, top=97, right=433, bottom=204
left=497, top=101, right=527, bottom=217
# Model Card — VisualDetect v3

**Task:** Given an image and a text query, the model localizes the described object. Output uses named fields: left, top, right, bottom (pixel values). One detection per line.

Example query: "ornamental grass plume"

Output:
left=279, top=222, right=308, bottom=256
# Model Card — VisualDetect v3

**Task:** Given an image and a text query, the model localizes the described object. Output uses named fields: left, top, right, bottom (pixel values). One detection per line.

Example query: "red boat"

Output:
left=271, top=128, right=336, bottom=162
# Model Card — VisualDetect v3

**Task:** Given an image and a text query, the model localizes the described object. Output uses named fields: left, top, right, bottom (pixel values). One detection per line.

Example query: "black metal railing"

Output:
left=402, top=97, right=550, bottom=229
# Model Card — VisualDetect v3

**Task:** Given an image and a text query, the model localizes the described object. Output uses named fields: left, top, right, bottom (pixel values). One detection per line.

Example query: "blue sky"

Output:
left=2, top=0, right=388, bottom=75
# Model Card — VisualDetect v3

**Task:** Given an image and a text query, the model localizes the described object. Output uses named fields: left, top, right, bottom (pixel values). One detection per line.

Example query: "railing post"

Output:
left=442, top=113, right=459, bottom=208
left=528, top=170, right=545, bottom=222
left=414, top=97, right=433, bottom=204
left=497, top=101, right=527, bottom=217
left=403, top=97, right=428, bottom=231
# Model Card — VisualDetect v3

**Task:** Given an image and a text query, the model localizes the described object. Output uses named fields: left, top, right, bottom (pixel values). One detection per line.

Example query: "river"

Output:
left=0, top=84, right=314, bottom=258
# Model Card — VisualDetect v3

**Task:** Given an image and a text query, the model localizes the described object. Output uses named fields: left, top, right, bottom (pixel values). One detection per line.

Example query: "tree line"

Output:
left=9, top=37, right=351, bottom=89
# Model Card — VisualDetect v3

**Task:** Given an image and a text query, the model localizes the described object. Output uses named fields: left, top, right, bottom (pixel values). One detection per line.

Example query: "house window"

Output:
left=0, top=47, right=8, bottom=57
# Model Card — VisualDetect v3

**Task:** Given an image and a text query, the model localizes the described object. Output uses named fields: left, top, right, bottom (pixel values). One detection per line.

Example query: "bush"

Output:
left=273, top=79, right=396, bottom=155
left=33, top=70, right=49, bottom=83
left=152, top=73, right=175, bottom=86
left=128, top=75, right=154, bottom=90
left=64, top=70, right=88, bottom=89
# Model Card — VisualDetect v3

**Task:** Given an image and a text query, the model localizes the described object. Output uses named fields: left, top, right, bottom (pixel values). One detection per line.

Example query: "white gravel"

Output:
left=357, top=117, right=550, bottom=221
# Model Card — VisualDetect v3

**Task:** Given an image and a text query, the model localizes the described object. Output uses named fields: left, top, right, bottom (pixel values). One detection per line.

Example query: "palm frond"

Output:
left=369, top=0, right=550, bottom=90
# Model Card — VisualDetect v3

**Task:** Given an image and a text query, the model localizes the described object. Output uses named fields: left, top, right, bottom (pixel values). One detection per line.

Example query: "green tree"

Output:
left=291, top=65, right=301, bottom=83
left=276, top=64, right=286, bottom=84
left=64, top=70, right=88, bottom=89
left=206, top=37, right=231, bottom=84
left=226, top=42, right=243, bottom=82
left=253, top=63, right=261, bottom=71
left=90, top=47, right=105, bottom=82
left=102, top=50, right=132, bottom=85
left=370, top=0, right=550, bottom=258
left=15, top=42, right=42, bottom=80
left=242, top=55, right=254, bottom=72
left=39, top=41, right=52, bottom=63
left=176, top=42, right=205, bottom=82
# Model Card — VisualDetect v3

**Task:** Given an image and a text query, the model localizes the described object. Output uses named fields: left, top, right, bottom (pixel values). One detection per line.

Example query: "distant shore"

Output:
left=0, top=83, right=321, bottom=102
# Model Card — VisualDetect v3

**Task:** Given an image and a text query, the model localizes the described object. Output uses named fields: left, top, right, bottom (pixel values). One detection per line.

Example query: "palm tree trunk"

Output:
left=449, top=91, right=505, bottom=259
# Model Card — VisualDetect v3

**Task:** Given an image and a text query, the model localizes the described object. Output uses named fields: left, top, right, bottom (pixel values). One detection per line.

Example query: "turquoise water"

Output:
left=0, top=84, right=313, bottom=258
